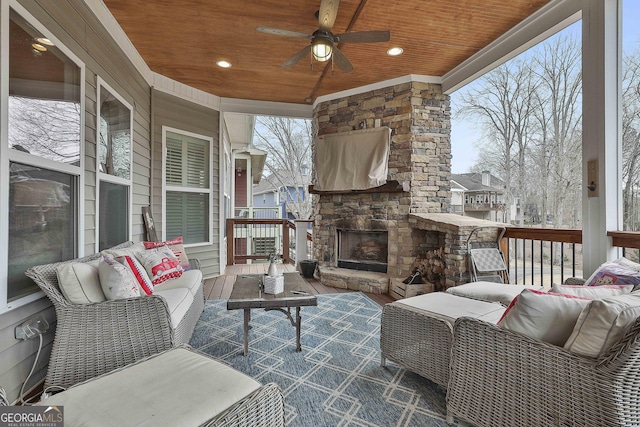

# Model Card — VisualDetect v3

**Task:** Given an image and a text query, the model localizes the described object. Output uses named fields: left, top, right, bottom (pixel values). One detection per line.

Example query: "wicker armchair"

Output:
left=447, top=316, right=640, bottom=427
left=25, top=242, right=205, bottom=390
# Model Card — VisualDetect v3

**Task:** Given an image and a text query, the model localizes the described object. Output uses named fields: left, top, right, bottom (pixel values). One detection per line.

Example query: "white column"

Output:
left=581, top=0, right=622, bottom=276
left=295, top=220, right=308, bottom=266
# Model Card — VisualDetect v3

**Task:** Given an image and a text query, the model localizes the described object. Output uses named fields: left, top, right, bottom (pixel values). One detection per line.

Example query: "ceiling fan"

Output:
left=256, top=0, right=390, bottom=73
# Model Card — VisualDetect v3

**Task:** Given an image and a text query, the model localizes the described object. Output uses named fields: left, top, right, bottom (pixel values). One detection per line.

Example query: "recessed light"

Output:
left=217, top=60, right=232, bottom=68
left=387, top=47, right=403, bottom=56
left=35, top=37, right=54, bottom=46
left=32, top=43, right=47, bottom=52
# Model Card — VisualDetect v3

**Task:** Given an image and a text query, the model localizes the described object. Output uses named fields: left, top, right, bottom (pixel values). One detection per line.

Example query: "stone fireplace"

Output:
left=311, top=80, right=452, bottom=294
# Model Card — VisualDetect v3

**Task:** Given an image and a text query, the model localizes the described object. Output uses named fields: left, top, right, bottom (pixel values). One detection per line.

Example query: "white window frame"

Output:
left=95, top=77, right=133, bottom=252
left=162, top=126, right=214, bottom=247
left=0, top=1, right=85, bottom=313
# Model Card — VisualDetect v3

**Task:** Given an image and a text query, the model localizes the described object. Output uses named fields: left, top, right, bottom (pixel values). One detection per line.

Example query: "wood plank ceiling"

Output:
left=102, top=0, right=550, bottom=104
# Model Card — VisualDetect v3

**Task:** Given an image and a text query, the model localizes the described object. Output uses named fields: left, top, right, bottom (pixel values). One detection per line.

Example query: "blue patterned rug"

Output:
left=190, top=292, right=449, bottom=426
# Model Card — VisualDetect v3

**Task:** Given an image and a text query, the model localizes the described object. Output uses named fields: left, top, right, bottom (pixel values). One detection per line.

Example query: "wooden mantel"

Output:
left=308, top=180, right=410, bottom=195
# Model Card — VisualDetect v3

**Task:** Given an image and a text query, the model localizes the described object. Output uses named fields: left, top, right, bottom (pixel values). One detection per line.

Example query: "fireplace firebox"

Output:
left=337, top=230, right=388, bottom=273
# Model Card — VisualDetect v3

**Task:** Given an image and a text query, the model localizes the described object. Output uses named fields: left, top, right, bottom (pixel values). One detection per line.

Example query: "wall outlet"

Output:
left=15, top=316, right=49, bottom=340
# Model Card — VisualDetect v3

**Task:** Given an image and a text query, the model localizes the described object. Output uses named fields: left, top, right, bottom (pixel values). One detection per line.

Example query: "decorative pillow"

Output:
left=498, top=289, right=591, bottom=346
left=144, top=237, right=190, bottom=271
left=550, top=283, right=634, bottom=298
left=98, top=255, right=140, bottom=300
left=446, top=282, right=543, bottom=307
left=136, top=246, right=184, bottom=285
left=565, top=294, right=640, bottom=358
left=583, top=261, right=640, bottom=287
left=56, top=260, right=105, bottom=304
left=102, top=241, right=146, bottom=259
left=116, top=255, right=154, bottom=295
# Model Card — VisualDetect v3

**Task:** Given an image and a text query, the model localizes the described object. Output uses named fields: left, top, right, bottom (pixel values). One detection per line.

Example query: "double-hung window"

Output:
left=163, top=128, right=212, bottom=245
left=97, top=79, right=132, bottom=250
left=2, top=6, right=83, bottom=311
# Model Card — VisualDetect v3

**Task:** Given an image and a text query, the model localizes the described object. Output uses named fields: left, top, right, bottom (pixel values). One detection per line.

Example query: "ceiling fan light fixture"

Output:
left=387, top=47, right=403, bottom=56
left=216, top=60, right=232, bottom=68
left=312, top=40, right=332, bottom=62
left=31, top=43, right=47, bottom=52
left=35, top=37, right=54, bottom=46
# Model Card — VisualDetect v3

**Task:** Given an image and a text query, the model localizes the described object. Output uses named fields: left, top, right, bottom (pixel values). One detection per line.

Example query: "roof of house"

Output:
left=451, top=172, right=505, bottom=193
left=253, top=169, right=312, bottom=195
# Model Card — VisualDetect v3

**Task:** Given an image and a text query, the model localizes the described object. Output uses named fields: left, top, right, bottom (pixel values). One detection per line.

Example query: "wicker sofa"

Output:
left=25, top=241, right=205, bottom=390
left=447, top=315, right=640, bottom=427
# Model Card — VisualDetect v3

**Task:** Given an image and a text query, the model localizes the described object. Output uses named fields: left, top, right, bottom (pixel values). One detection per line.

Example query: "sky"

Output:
left=450, top=0, right=640, bottom=174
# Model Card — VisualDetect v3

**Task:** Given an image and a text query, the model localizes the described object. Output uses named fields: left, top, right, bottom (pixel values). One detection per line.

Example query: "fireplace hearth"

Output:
left=338, top=230, right=388, bottom=273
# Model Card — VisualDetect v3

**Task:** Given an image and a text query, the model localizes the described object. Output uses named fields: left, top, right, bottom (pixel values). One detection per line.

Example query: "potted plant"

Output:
left=299, top=259, right=318, bottom=278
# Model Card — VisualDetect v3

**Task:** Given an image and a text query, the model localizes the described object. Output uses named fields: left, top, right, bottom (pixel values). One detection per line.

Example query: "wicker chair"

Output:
left=25, top=242, right=205, bottom=390
left=447, top=316, right=640, bottom=427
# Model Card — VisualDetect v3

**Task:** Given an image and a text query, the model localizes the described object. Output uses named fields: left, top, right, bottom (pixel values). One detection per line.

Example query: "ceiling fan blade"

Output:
left=256, top=26, right=311, bottom=39
left=282, top=45, right=312, bottom=68
left=331, top=46, right=354, bottom=73
left=334, top=30, right=390, bottom=44
left=318, top=0, right=339, bottom=31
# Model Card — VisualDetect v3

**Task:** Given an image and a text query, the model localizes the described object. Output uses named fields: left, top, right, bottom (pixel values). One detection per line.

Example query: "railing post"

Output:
left=282, top=220, right=291, bottom=263
left=295, top=219, right=308, bottom=265
left=226, top=218, right=235, bottom=266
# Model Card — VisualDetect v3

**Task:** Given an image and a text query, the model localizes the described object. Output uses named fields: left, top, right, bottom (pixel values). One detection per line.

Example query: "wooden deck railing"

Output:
left=502, top=228, right=640, bottom=285
left=226, top=218, right=313, bottom=266
left=501, top=227, right=583, bottom=286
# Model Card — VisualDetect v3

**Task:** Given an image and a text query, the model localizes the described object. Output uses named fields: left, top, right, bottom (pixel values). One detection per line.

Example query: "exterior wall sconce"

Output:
left=587, top=159, right=599, bottom=197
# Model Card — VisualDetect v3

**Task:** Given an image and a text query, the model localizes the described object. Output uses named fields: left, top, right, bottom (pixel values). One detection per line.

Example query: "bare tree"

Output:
left=531, top=34, right=582, bottom=230
left=455, top=57, right=539, bottom=224
left=254, top=116, right=313, bottom=219
left=622, top=49, right=640, bottom=231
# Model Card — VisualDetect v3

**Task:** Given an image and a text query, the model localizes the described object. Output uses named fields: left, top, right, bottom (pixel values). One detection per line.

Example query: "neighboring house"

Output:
left=253, top=169, right=312, bottom=220
left=451, top=171, right=513, bottom=223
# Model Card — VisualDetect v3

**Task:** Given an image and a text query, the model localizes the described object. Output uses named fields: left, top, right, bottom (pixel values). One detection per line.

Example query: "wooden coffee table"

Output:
left=227, top=272, right=318, bottom=356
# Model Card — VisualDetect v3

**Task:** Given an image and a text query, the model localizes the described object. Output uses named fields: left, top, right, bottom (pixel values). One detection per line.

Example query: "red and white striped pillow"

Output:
left=116, top=255, right=154, bottom=295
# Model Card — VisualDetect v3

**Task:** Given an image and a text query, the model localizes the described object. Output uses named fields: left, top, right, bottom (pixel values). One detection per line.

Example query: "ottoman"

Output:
left=380, top=292, right=506, bottom=388
left=36, top=345, right=285, bottom=427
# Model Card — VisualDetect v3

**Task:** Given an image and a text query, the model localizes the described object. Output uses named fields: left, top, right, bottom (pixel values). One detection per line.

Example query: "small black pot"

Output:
left=299, top=260, right=318, bottom=278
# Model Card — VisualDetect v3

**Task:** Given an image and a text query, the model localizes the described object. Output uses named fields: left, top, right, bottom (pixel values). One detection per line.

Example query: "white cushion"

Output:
left=154, top=269, right=202, bottom=296
left=498, top=289, right=590, bottom=346
left=56, top=260, right=105, bottom=304
left=155, top=288, right=193, bottom=327
left=446, top=281, right=543, bottom=306
left=564, top=293, right=640, bottom=358
left=36, top=347, right=262, bottom=427
left=98, top=255, right=140, bottom=300
left=396, top=292, right=506, bottom=327
left=550, top=283, right=634, bottom=298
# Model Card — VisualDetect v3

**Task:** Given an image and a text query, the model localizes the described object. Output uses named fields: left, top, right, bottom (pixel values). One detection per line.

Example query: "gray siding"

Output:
left=152, top=90, right=221, bottom=278
left=0, top=0, right=152, bottom=403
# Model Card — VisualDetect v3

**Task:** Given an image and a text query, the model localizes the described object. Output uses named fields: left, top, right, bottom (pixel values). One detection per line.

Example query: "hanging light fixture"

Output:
left=311, top=39, right=332, bottom=62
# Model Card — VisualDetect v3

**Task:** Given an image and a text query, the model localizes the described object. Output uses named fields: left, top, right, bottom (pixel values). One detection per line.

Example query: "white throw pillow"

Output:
left=550, top=283, right=634, bottom=298
left=116, top=255, right=154, bottom=295
left=56, top=260, right=105, bottom=304
left=98, top=255, right=140, bottom=300
left=498, top=289, right=591, bottom=346
left=446, top=282, right=543, bottom=306
left=564, top=293, right=640, bottom=358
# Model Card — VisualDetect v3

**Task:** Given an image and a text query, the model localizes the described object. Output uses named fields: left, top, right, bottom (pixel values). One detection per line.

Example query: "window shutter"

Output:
left=166, top=135, right=183, bottom=185
left=186, top=139, right=208, bottom=188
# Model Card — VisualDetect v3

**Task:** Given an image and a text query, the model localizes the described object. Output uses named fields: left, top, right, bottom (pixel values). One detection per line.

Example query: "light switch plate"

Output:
left=587, top=159, right=599, bottom=197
